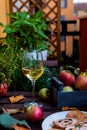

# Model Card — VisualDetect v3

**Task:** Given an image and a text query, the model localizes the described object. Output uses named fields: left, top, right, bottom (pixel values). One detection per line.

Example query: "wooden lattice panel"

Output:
left=9, top=0, right=61, bottom=64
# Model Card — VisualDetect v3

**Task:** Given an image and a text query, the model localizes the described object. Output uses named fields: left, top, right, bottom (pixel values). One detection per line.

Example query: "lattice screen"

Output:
left=9, top=0, right=61, bottom=65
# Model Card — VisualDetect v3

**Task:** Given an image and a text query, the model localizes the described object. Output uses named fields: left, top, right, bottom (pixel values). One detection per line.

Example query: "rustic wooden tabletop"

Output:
left=0, top=92, right=59, bottom=130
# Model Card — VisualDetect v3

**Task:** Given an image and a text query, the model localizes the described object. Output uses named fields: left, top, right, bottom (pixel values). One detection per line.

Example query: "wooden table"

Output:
left=0, top=92, right=59, bottom=130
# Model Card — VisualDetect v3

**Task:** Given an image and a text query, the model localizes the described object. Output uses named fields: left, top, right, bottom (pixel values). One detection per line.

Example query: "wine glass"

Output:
left=22, top=49, right=44, bottom=107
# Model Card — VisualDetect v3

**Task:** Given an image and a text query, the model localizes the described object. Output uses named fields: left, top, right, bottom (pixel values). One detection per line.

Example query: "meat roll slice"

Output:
left=52, top=118, right=78, bottom=129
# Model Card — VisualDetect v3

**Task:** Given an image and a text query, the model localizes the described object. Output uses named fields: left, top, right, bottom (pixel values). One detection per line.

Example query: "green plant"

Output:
left=0, top=38, right=23, bottom=87
left=0, top=49, right=12, bottom=85
left=0, top=40, right=57, bottom=91
left=0, top=10, right=52, bottom=91
left=0, top=10, right=49, bottom=51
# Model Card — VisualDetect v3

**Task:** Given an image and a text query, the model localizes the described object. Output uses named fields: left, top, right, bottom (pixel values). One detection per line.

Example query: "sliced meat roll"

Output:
left=65, top=121, right=87, bottom=130
left=52, top=118, right=78, bottom=129
left=66, top=110, right=85, bottom=122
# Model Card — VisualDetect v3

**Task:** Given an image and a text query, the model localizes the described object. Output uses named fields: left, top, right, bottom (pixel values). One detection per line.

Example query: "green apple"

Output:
left=39, top=88, right=50, bottom=100
left=63, top=86, right=74, bottom=92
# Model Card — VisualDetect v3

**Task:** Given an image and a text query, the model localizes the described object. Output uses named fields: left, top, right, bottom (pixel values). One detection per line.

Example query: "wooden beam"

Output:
left=57, top=0, right=61, bottom=67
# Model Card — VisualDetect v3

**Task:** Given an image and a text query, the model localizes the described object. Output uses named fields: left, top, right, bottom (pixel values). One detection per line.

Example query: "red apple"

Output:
left=75, top=74, right=87, bottom=90
left=25, top=105, right=44, bottom=122
left=0, top=83, right=8, bottom=96
left=59, top=70, right=75, bottom=86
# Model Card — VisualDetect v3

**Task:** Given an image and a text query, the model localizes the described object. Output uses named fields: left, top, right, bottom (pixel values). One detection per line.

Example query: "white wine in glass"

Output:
left=22, top=50, right=44, bottom=107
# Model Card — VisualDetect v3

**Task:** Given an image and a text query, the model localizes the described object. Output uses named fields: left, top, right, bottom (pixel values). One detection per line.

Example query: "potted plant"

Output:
left=0, top=10, right=50, bottom=60
left=0, top=10, right=51, bottom=91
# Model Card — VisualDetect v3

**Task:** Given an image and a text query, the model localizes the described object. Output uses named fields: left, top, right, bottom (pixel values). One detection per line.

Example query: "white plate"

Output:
left=42, top=111, right=87, bottom=130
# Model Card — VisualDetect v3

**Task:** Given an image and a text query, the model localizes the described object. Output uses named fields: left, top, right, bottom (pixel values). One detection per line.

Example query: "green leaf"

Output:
left=35, top=10, right=43, bottom=18
left=4, top=26, right=14, bottom=33
left=0, top=22, right=3, bottom=26
left=12, top=21, right=21, bottom=26
left=22, top=20, right=31, bottom=25
left=36, top=28, right=48, bottom=39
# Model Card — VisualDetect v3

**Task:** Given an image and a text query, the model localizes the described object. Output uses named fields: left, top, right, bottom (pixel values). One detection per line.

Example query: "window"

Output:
left=61, top=0, right=67, bottom=8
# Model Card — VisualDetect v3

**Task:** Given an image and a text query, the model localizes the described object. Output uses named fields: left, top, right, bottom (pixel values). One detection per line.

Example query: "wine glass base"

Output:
left=24, top=101, right=44, bottom=108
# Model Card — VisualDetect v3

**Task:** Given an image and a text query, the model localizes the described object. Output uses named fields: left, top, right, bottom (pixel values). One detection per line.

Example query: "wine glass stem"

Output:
left=32, top=80, right=36, bottom=101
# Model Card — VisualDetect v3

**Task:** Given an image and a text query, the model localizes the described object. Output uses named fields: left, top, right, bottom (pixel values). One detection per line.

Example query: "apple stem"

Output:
left=85, top=69, right=87, bottom=73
